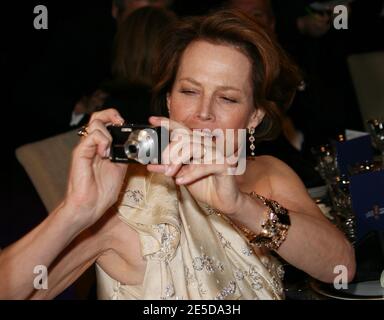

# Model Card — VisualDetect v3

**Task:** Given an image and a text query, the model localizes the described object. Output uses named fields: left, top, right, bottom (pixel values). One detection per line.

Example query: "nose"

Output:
left=194, top=97, right=215, bottom=122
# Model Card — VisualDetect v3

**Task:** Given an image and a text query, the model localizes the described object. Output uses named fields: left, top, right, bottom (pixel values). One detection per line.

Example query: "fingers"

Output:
left=149, top=116, right=190, bottom=133
left=87, top=119, right=112, bottom=143
left=147, top=139, right=209, bottom=177
left=161, top=136, right=207, bottom=168
left=89, top=108, right=124, bottom=126
left=163, top=129, right=215, bottom=163
left=79, top=108, right=123, bottom=157
left=175, top=163, right=225, bottom=185
left=74, top=129, right=111, bottom=160
left=149, top=162, right=229, bottom=186
left=161, top=142, right=227, bottom=179
left=147, top=164, right=167, bottom=174
left=146, top=117, right=231, bottom=180
left=149, top=125, right=223, bottom=177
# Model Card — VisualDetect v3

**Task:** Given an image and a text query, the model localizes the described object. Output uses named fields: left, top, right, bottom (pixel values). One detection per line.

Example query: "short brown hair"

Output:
left=152, top=9, right=301, bottom=141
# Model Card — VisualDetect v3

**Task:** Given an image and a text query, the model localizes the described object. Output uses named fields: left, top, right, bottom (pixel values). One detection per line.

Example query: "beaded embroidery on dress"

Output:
left=96, top=164, right=285, bottom=300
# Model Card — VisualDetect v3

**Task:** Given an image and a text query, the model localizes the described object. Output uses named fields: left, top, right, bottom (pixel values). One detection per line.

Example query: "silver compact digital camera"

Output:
left=107, top=124, right=168, bottom=164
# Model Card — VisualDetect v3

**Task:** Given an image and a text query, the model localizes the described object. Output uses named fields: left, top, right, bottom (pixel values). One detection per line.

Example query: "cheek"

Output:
left=216, top=108, right=253, bottom=129
left=168, top=94, right=194, bottom=121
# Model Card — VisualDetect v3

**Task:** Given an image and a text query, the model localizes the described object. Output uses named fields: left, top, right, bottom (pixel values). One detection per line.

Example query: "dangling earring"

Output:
left=248, top=127, right=256, bottom=157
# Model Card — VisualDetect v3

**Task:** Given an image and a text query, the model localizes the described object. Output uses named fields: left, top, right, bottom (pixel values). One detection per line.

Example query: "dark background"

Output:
left=2, top=0, right=230, bottom=249
left=3, top=0, right=116, bottom=248
left=2, top=0, right=384, bottom=252
left=1, top=0, right=383, bottom=299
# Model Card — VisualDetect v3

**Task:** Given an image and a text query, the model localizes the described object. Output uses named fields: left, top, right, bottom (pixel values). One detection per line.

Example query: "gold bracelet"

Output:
left=213, top=192, right=291, bottom=251
left=247, top=192, right=290, bottom=250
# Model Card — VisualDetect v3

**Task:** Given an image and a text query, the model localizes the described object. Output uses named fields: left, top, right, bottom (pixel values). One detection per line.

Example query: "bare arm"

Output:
left=0, top=109, right=127, bottom=299
left=232, top=156, right=356, bottom=283
left=145, top=118, right=355, bottom=284
left=27, top=210, right=115, bottom=300
left=0, top=203, right=120, bottom=300
left=0, top=203, right=88, bottom=299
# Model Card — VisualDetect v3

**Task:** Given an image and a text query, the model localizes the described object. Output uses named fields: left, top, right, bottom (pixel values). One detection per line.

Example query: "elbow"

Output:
left=320, top=239, right=356, bottom=284
left=344, top=241, right=356, bottom=283
left=337, top=238, right=356, bottom=283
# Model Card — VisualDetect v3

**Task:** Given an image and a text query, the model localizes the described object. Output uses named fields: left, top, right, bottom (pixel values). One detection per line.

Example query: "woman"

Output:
left=4, top=9, right=355, bottom=300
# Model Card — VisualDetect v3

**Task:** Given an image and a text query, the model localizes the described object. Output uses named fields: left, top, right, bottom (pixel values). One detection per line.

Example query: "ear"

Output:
left=247, top=108, right=265, bottom=129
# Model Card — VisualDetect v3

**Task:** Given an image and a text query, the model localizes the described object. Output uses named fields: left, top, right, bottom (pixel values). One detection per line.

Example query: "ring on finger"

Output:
left=77, top=125, right=89, bottom=137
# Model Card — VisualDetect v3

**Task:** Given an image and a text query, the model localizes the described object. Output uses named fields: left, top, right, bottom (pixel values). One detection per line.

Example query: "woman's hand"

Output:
left=147, top=116, right=246, bottom=215
left=64, top=108, right=128, bottom=229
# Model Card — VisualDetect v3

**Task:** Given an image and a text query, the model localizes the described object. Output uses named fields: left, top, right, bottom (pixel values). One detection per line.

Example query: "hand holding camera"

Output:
left=145, top=116, right=246, bottom=216
left=72, top=108, right=246, bottom=217
left=66, top=109, right=128, bottom=229
left=107, top=123, right=168, bottom=164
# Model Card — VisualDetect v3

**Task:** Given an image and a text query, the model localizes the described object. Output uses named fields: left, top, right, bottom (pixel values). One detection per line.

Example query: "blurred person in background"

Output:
left=71, top=6, right=177, bottom=127
left=229, top=0, right=382, bottom=178
left=112, top=0, right=174, bottom=24
left=71, top=2, right=176, bottom=128
left=270, top=0, right=373, bottom=154
left=227, top=0, right=275, bottom=32
left=227, top=0, right=323, bottom=187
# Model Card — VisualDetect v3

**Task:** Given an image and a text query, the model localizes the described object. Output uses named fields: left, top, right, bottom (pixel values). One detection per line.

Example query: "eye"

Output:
left=221, top=96, right=238, bottom=104
left=180, top=89, right=197, bottom=96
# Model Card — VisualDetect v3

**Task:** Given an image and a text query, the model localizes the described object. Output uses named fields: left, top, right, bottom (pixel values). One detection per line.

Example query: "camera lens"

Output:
left=124, top=128, right=159, bottom=164
left=128, top=145, right=137, bottom=154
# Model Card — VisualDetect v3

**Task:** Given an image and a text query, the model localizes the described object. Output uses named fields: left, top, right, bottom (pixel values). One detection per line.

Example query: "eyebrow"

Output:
left=179, top=77, right=242, bottom=92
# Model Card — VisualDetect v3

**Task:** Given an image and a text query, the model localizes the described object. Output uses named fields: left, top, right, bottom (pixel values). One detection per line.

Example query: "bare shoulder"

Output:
left=251, top=155, right=304, bottom=182
left=245, top=156, right=323, bottom=217
left=244, top=155, right=300, bottom=188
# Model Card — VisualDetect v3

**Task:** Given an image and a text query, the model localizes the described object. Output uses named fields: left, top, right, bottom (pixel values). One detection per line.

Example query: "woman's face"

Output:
left=167, top=40, right=264, bottom=133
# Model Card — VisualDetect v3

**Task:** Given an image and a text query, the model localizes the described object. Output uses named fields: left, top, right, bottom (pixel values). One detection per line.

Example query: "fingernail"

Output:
left=115, top=114, right=124, bottom=124
left=104, top=148, right=110, bottom=158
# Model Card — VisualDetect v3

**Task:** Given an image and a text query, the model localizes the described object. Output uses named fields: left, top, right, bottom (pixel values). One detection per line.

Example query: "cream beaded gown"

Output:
left=96, top=164, right=285, bottom=300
